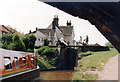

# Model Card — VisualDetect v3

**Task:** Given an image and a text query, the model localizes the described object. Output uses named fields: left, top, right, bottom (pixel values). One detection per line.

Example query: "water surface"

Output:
left=40, top=70, right=74, bottom=80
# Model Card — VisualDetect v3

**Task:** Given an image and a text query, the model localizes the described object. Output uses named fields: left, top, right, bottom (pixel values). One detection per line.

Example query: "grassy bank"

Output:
left=73, top=48, right=118, bottom=80
left=36, top=57, right=54, bottom=70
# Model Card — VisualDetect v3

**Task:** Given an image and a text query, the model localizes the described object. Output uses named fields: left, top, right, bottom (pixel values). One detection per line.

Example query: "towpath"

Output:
left=97, top=54, right=118, bottom=80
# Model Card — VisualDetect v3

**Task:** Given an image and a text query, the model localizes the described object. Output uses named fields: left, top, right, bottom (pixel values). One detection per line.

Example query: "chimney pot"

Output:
left=52, top=15, right=59, bottom=28
left=29, top=30, right=31, bottom=33
left=36, top=27, right=38, bottom=31
left=67, top=20, right=71, bottom=26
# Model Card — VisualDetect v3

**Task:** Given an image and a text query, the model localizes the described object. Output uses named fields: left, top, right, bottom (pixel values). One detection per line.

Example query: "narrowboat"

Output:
left=0, top=48, right=40, bottom=81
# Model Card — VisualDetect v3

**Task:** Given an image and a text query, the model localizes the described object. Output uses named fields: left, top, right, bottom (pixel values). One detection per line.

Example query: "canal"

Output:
left=39, top=70, right=74, bottom=80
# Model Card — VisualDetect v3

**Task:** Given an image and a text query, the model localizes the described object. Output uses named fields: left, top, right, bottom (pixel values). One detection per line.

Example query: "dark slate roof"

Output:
left=59, top=26, right=73, bottom=35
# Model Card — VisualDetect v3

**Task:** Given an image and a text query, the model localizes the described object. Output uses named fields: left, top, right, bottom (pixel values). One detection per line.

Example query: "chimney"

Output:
left=52, top=15, right=59, bottom=29
left=29, top=30, right=31, bottom=33
left=36, top=27, right=38, bottom=31
left=67, top=20, right=71, bottom=26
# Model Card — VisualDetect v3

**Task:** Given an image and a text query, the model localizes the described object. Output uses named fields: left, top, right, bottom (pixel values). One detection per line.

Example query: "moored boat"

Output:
left=0, top=48, right=40, bottom=81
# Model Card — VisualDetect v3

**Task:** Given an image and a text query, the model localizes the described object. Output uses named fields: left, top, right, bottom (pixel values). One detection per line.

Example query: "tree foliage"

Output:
left=1, top=33, right=36, bottom=52
left=37, top=46, right=59, bottom=66
left=21, top=33, right=36, bottom=52
left=1, top=33, right=13, bottom=49
left=8, top=34, right=26, bottom=51
left=2, top=33, right=13, bottom=44
left=2, top=41, right=8, bottom=49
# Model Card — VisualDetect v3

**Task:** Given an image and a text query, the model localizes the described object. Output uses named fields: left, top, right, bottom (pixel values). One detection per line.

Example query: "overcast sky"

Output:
left=0, top=0, right=109, bottom=46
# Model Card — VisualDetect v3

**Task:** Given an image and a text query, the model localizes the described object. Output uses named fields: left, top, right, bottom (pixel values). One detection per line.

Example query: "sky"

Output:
left=0, top=0, right=109, bottom=46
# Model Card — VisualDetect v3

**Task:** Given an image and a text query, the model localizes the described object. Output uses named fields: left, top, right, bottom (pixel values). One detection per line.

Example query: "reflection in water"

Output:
left=40, top=70, right=74, bottom=80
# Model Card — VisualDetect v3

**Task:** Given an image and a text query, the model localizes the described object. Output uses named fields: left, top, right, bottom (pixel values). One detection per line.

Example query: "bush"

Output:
left=37, top=46, right=49, bottom=55
left=37, top=46, right=59, bottom=66
left=26, top=49, right=34, bottom=53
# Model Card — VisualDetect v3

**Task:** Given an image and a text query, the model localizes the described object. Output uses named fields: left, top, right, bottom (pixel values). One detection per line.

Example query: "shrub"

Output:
left=44, top=39, right=49, bottom=46
left=37, top=46, right=59, bottom=66
left=26, top=49, right=34, bottom=53
left=37, top=46, right=49, bottom=55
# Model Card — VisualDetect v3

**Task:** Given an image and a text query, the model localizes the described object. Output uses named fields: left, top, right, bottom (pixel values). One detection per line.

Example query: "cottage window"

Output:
left=14, top=57, right=19, bottom=69
left=4, top=57, right=12, bottom=71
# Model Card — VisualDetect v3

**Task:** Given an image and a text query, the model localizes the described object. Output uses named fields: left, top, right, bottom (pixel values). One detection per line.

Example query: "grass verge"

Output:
left=73, top=48, right=118, bottom=80
left=36, top=57, right=54, bottom=70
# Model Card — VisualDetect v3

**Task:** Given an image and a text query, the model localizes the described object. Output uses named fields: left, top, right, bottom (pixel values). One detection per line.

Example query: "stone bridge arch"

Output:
left=42, top=2, right=120, bottom=53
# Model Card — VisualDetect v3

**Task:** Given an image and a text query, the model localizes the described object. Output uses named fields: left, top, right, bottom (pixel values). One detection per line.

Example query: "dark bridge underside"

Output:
left=43, top=2, right=120, bottom=53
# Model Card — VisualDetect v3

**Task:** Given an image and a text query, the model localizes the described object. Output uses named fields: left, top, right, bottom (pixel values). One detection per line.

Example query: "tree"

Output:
left=1, top=33, right=13, bottom=49
left=21, top=33, right=36, bottom=52
left=28, top=34, right=36, bottom=49
left=2, top=33, right=13, bottom=44
left=2, top=41, right=8, bottom=49
left=8, top=33, right=26, bottom=51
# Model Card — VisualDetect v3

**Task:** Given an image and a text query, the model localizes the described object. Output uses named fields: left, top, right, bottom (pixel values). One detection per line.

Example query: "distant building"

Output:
left=59, top=25, right=75, bottom=45
left=31, top=15, right=75, bottom=46
left=0, top=25, right=23, bottom=36
left=34, top=28, right=57, bottom=46
left=0, top=25, right=23, bottom=42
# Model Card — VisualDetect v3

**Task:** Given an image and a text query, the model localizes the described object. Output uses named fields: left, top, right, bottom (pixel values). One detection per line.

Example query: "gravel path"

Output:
left=97, top=55, right=118, bottom=80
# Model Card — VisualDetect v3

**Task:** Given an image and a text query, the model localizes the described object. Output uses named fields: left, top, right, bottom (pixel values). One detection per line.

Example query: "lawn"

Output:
left=73, top=48, right=118, bottom=80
